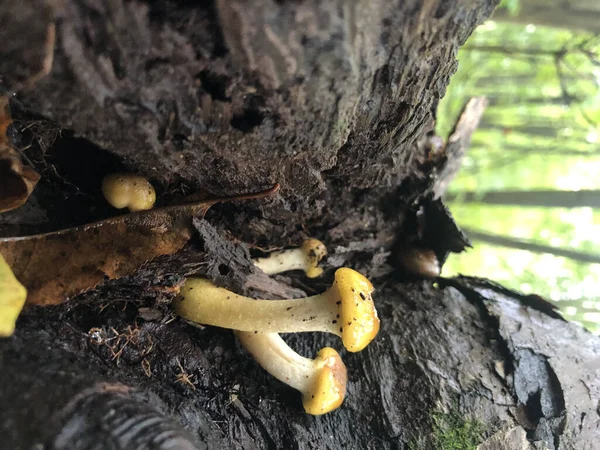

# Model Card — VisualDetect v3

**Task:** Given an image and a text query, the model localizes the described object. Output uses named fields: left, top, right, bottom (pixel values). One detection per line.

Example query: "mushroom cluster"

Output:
left=174, top=239, right=380, bottom=415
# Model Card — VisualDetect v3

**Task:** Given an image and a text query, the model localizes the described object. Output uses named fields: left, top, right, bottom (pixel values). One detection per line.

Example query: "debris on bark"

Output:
left=0, top=97, right=40, bottom=213
left=0, top=185, right=277, bottom=305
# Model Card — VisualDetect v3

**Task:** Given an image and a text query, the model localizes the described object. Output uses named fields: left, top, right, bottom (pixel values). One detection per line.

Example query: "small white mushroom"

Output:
left=253, top=238, right=327, bottom=278
left=235, top=331, right=347, bottom=415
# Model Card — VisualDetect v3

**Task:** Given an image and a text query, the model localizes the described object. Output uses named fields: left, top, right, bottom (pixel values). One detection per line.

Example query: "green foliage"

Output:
left=437, top=21, right=600, bottom=333
left=497, top=0, right=520, bottom=16
left=407, top=409, right=485, bottom=450
left=431, top=410, right=485, bottom=450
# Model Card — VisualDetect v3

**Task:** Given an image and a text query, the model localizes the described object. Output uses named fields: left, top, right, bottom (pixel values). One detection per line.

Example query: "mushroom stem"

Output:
left=175, top=268, right=379, bottom=352
left=253, top=239, right=327, bottom=278
left=235, top=331, right=347, bottom=415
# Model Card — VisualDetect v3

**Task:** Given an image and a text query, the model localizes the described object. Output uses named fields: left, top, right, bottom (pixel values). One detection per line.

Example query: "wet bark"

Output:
left=1, top=0, right=599, bottom=449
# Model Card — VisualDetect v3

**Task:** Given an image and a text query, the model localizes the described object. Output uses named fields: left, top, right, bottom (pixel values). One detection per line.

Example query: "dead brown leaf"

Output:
left=0, top=97, right=41, bottom=213
left=0, top=184, right=279, bottom=305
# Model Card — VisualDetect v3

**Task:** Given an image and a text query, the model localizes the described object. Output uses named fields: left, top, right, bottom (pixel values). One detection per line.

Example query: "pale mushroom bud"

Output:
left=102, top=173, right=156, bottom=212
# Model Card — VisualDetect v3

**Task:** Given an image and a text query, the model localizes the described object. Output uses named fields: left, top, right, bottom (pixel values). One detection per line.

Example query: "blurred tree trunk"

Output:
left=486, top=95, right=581, bottom=106
left=462, top=227, right=600, bottom=264
left=477, top=123, right=588, bottom=139
left=494, top=144, right=599, bottom=157
left=446, top=189, right=600, bottom=208
left=492, top=0, right=600, bottom=34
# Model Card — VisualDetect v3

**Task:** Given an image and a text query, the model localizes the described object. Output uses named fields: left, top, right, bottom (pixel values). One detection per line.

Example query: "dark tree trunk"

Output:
left=1, top=1, right=599, bottom=450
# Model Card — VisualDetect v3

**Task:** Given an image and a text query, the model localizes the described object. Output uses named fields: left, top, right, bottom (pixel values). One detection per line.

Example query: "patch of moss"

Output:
left=430, top=410, right=485, bottom=450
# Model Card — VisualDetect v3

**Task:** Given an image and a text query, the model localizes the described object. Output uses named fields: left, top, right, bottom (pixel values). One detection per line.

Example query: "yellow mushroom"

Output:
left=175, top=267, right=379, bottom=352
left=253, top=238, right=327, bottom=278
left=0, top=253, right=27, bottom=336
left=101, top=173, right=156, bottom=212
left=235, top=331, right=347, bottom=415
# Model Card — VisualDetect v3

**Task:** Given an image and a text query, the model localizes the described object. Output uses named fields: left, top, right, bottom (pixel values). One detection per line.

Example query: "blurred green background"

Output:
left=437, top=0, right=600, bottom=333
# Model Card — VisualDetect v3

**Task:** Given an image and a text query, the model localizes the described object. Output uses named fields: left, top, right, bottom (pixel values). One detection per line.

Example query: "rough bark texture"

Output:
left=1, top=0, right=599, bottom=449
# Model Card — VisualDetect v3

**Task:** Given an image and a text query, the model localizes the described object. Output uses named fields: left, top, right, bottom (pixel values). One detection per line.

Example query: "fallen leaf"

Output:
left=0, top=252, right=27, bottom=336
left=0, top=184, right=279, bottom=306
left=0, top=97, right=41, bottom=213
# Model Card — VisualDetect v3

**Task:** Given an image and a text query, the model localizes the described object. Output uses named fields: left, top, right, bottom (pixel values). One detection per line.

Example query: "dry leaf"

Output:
left=0, top=252, right=27, bottom=336
left=0, top=97, right=41, bottom=213
left=0, top=184, right=279, bottom=306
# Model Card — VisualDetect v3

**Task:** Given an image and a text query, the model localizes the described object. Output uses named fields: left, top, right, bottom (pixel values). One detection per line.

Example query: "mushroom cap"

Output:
left=0, top=253, right=27, bottom=336
left=398, top=247, right=440, bottom=279
left=332, top=268, right=379, bottom=352
left=101, top=173, right=131, bottom=209
left=128, top=177, right=157, bottom=212
left=302, top=347, right=347, bottom=415
left=102, top=173, right=156, bottom=212
left=301, top=238, right=328, bottom=278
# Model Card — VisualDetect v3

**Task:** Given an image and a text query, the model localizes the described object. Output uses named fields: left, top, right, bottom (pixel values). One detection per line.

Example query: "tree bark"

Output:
left=1, top=1, right=600, bottom=449
left=3, top=272, right=600, bottom=450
